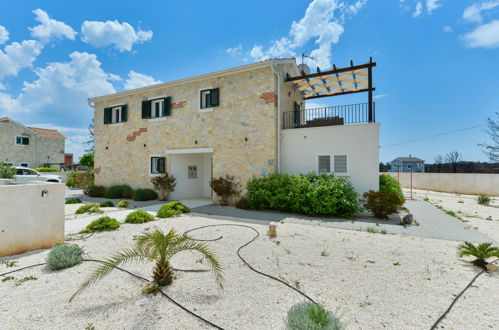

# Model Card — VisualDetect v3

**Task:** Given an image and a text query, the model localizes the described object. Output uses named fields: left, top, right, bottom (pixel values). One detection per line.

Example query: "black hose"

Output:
left=65, top=232, right=95, bottom=241
left=429, top=258, right=498, bottom=329
left=184, top=223, right=318, bottom=305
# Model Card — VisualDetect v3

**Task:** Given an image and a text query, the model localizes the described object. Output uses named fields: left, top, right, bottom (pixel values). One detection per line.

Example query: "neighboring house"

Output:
left=0, top=117, right=66, bottom=168
left=89, top=58, right=379, bottom=200
left=390, top=155, right=425, bottom=173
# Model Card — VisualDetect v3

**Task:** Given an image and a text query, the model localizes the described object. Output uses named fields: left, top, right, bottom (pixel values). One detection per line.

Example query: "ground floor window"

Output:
left=150, top=156, right=166, bottom=174
left=20, top=162, right=29, bottom=167
left=317, top=154, right=348, bottom=174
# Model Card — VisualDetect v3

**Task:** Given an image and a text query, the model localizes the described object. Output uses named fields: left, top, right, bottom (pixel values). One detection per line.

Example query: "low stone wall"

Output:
left=384, top=172, right=499, bottom=196
left=0, top=182, right=64, bottom=257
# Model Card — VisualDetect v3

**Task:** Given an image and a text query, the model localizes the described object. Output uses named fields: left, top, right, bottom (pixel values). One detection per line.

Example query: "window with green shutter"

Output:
left=144, top=97, right=172, bottom=119
left=104, top=105, right=127, bottom=124
left=200, top=88, right=220, bottom=109
left=104, top=107, right=112, bottom=124
left=150, top=156, right=166, bottom=174
left=142, top=100, right=151, bottom=119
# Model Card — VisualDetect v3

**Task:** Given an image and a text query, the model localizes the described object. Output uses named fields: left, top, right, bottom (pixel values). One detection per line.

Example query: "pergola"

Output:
left=285, top=58, right=376, bottom=122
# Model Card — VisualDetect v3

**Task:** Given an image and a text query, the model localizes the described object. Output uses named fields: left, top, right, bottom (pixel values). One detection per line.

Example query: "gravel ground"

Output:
left=1, top=215, right=498, bottom=329
left=409, top=188, right=499, bottom=242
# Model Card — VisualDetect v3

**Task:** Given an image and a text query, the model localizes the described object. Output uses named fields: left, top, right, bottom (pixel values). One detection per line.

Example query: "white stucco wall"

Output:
left=170, top=153, right=212, bottom=199
left=280, top=123, right=380, bottom=194
left=0, top=182, right=64, bottom=257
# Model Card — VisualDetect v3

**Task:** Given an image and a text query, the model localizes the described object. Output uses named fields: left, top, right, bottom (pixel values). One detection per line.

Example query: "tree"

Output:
left=479, top=112, right=498, bottom=163
left=70, top=229, right=223, bottom=301
left=445, top=151, right=462, bottom=173
left=79, top=153, right=94, bottom=169
left=150, top=173, right=176, bottom=201
left=434, top=155, right=443, bottom=173
left=0, top=163, right=15, bottom=179
left=84, top=123, right=94, bottom=153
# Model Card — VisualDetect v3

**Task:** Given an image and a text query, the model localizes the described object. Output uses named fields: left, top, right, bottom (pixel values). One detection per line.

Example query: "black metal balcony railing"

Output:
left=282, top=102, right=375, bottom=129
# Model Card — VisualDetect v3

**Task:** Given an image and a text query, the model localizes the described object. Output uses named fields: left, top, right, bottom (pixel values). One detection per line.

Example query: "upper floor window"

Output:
left=142, top=97, right=171, bottom=119
left=16, top=136, right=29, bottom=145
left=104, top=105, right=128, bottom=124
left=200, top=88, right=219, bottom=109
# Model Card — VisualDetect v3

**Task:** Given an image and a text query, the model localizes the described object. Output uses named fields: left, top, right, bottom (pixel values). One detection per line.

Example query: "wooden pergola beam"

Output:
left=304, top=88, right=376, bottom=100
left=285, top=62, right=377, bottom=82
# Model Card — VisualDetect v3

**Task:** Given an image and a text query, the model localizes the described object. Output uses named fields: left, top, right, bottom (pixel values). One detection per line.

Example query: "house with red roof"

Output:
left=0, top=117, right=66, bottom=168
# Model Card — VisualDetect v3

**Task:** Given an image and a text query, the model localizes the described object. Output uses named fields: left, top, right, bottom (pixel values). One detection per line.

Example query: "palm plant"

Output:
left=70, top=229, right=223, bottom=301
left=458, top=242, right=499, bottom=269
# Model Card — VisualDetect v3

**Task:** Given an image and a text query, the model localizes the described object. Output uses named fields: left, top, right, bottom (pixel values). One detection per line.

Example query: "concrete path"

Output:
left=190, top=200, right=495, bottom=243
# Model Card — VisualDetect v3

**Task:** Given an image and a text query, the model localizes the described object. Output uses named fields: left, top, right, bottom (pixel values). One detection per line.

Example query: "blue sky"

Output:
left=0, top=0, right=498, bottom=163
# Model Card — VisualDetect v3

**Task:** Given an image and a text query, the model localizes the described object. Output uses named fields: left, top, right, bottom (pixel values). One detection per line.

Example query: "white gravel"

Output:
left=1, top=214, right=498, bottom=329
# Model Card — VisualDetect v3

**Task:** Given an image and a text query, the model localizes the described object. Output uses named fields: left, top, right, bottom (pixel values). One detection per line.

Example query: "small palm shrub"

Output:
left=125, top=210, right=156, bottom=224
left=87, top=185, right=106, bottom=197
left=34, top=167, right=58, bottom=172
left=458, top=242, right=499, bottom=269
left=151, top=173, right=176, bottom=201
left=0, top=163, right=15, bottom=179
left=477, top=195, right=491, bottom=206
left=46, top=244, right=84, bottom=270
left=75, top=203, right=103, bottom=214
left=236, top=195, right=250, bottom=209
left=104, top=185, right=134, bottom=199
left=363, top=190, right=403, bottom=219
left=82, top=216, right=120, bottom=233
left=70, top=229, right=223, bottom=301
left=117, top=200, right=129, bottom=208
left=286, top=302, right=344, bottom=330
left=66, top=171, right=94, bottom=194
left=379, top=174, right=404, bottom=201
left=156, top=201, right=190, bottom=218
left=99, top=201, right=114, bottom=207
left=133, top=188, right=158, bottom=201
left=210, top=175, right=240, bottom=206
left=65, top=198, right=81, bottom=204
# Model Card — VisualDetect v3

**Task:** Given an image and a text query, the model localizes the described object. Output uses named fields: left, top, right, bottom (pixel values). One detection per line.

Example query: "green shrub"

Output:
left=210, top=175, right=240, bottom=205
left=133, top=188, right=158, bottom=201
left=99, top=201, right=114, bottom=207
left=286, top=302, right=344, bottom=330
left=247, top=173, right=361, bottom=217
left=65, top=198, right=82, bottom=204
left=477, top=195, right=491, bottom=206
left=151, top=173, right=176, bottom=200
left=125, top=210, right=156, bottom=224
left=379, top=174, right=404, bottom=202
left=156, top=201, right=190, bottom=218
left=82, top=216, right=120, bottom=233
left=104, top=184, right=134, bottom=199
left=0, top=163, right=15, bottom=179
left=66, top=171, right=94, bottom=194
left=75, top=203, right=103, bottom=214
left=34, top=167, right=58, bottom=172
left=363, top=190, right=403, bottom=219
left=117, top=200, right=130, bottom=208
left=46, top=244, right=84, bottom=270
left=87, top=185, right=106, bottom=197
left=236, top=195, right=250, bottom=209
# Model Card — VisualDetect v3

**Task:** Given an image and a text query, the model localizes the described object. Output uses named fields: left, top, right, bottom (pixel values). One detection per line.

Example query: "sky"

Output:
left=0, top=0, right=498, bottom=163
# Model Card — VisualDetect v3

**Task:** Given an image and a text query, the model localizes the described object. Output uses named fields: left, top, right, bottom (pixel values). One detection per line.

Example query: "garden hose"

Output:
left=64, top=232, right=95, bottom=241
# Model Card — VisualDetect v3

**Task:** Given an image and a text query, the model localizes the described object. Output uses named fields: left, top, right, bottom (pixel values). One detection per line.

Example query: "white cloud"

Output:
left=0, top=25, right=9, bottom=45
left=124, top=71, right=161, bottom=90
left=305, top=102, right=329, bottom=109
left=81, top=20, right=153, bottom=52
left=463, top=20, right=499, bottom=48
left=443, top=25, right=453, bottom=33
left=226, top=44, right=243, bottom=57
left=426, top=0, right=441, bottom=14
left=373, top=94, right=388, bottom=99
left=29, top=9, right=77, bottom=43
left=0, top=52, right=116, bottom=127
left=0, top=82, right=6, bottom=90
left=463, top=1, right=499, bottom=23
left=413, top=1, right=423, bottom=17
left=247, top=0, right=364, bottom=69
left=0, top=40, right=43, bottom=79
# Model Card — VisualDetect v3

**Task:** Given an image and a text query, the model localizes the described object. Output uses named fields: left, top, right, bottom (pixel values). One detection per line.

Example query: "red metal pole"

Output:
left=410, top=167, right=413, bottom=200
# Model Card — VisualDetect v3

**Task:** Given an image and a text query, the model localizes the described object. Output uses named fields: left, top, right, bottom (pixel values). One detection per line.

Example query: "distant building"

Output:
left=390, top=155, right=425, bottom=173
left=0, top=117, right=66, bottom=168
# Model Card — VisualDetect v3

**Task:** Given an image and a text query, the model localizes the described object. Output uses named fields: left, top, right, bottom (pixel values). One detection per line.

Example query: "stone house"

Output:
left=0, top=117, right=66, bottom=168
left=390, top=156, right=425, bottom=173
left=89, top=58, right=380, bottom=200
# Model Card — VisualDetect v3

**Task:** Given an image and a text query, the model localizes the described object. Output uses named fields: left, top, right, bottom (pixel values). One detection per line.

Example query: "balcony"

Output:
left=282, top=102, right=375, bottom=129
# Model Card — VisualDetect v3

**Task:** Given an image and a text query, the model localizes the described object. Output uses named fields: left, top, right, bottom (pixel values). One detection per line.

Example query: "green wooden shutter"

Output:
left=210, top=88, right=219, bottom=107
left=159, top=157, right=166, bottom=173
left=121, top=105, right=128, bottom=122
left=103, top=107, right=112, bottom=124
left=142, top=100, right=151, bottom=119
left=293, top=102, right=300, bottom=126
left=163, top=97, right=171, bottom=116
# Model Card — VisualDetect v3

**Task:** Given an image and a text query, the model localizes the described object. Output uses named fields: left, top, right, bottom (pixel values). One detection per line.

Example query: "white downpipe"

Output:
left=270, top=62, right=281, bottom=173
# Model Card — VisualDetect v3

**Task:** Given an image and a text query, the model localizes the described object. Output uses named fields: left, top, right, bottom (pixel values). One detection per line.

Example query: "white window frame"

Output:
left=199, top=87, right=214, bottom=112
left=149, top=155, right=166, bottom=176
left=317, top=153, right=332, bottom=174
left=150, top=99, right=165, bottom=119
left=110, top=106, right=122, bottom=124
left=15, top=136, right=29, bottom=146
left=332, top=154, right=348, bottom=176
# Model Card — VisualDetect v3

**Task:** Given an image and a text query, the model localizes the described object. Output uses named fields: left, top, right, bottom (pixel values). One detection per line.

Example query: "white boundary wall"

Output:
left=0, top=182, right=64, bottom=256
left=281, top=123, right=380, bottom=194
left=385, top=172, right=499, bottom=196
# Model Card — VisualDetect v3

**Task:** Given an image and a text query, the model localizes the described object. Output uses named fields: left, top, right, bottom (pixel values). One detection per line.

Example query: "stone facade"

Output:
left=91, top=60, right=303, bottom=198
left=0, top=118, right=65, bottom=167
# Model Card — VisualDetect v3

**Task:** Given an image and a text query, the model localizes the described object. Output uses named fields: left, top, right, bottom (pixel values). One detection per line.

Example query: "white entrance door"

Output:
left=170, top=152, right=212, bottom=200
